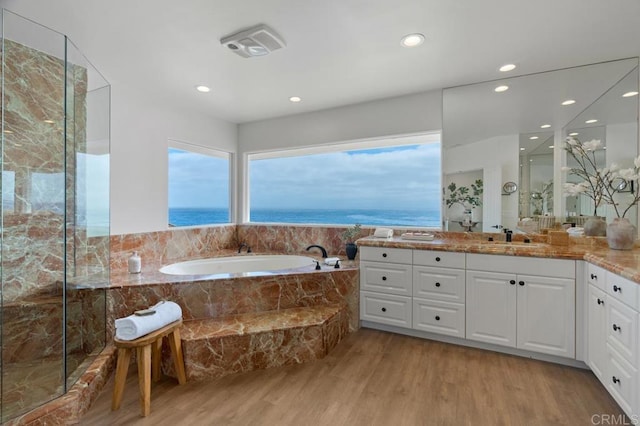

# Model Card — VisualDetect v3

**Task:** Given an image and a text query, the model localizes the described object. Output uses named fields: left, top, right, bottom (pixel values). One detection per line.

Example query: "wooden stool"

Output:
left=112, top=319, right=187, bottom=417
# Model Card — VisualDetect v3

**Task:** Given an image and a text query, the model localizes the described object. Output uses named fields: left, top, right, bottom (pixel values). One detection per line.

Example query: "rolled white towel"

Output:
left=115, top=301, right=182, bottom=341
left=324, top=257, right=341, bottom=266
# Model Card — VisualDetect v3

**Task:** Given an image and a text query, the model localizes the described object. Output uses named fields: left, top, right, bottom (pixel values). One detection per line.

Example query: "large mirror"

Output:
left=564, top=66, right=639, bottom=227
left=443, top=58, right=639, bottom=234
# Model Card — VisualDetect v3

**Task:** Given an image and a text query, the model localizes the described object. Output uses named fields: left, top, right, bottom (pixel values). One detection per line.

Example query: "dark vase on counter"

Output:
left=345, top=243, right=358, bottom=260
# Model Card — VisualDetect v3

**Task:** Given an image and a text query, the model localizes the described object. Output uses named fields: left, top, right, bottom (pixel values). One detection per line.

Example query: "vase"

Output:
left=583, top=216, right=607, bottom=237
left=606, top=218, right=637, bottom=250
left=345, top=243, right=358, bottom=260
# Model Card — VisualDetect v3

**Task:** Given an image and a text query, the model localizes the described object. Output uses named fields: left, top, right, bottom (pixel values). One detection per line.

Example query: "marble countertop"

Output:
left=74, top=251, right=359, bottom=289
left=357, top=235, right=640, bottom=284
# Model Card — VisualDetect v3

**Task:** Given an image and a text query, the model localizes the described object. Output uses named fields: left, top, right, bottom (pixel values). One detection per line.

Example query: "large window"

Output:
left=248, top=134, right=441, bottom=227
left=168, top=142, right=231, bottom=227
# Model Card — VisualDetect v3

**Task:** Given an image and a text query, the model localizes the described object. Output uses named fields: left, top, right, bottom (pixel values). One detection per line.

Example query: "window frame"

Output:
left=167, top=139, right=234, bottom=228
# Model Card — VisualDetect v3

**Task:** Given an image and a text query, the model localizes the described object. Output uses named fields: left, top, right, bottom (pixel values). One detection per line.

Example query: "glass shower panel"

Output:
left=1, top=11, right=67, bottom=420
left=64, top=38, right=109, bottom=389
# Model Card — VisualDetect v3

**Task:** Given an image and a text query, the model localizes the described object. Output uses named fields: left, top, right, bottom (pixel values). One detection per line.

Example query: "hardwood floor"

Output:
left=81, top=328, right=624, bottom=425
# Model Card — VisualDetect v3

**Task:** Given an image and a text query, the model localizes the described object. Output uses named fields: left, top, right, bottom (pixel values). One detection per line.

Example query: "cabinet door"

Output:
left=516, top=274, right=575, bottom=358
left=587, top=285, right=607, bottom=381
left=466, top=270, right=516, bottom=347
left=360, top=261, right=412, bottom=296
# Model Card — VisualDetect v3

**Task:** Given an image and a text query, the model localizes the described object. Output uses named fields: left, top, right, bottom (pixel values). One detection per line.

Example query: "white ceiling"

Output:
left=2, top=0, right=640, bottom=124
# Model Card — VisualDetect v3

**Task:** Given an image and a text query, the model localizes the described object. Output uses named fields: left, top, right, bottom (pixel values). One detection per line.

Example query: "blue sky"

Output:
left=168, top=148, right=229, bottom=208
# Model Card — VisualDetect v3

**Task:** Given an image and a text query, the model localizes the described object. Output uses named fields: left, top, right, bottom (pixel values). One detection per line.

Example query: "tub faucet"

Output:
left=238, top=243, right=252, bottom=254
left=306, top=244, right=328, bottom=258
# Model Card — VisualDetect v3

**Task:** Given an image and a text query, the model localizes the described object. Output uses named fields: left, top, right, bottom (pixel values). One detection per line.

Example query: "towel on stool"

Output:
left=115, top=301, right=182, bottom=341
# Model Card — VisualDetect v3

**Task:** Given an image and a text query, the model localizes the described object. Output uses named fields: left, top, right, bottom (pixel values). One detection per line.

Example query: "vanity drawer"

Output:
left=360, top=247, right=412, bottom=264
left=606, top=343, right=637, bottom=417
left=413, top=266, right=465, bottom=303
left=587, top=263, right=606, bottom=292
left=360, top=261, right=412, bottom=296
left=412, top=298, right=465, bottom=338
left=413, top=250, right=465, bottom=269
left=607, top=271, right=639, bottom=310
left=607, top=297, right=639, bottom=365
left=361, top=291, right=411, bottom=328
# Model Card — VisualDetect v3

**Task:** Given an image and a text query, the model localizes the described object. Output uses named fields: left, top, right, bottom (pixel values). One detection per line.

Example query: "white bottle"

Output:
left=128, top=251, right=141, bottom=274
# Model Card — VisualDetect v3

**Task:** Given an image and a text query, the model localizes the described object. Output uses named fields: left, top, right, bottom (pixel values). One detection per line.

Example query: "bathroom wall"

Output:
left=109, top=88, right=237, bottom=235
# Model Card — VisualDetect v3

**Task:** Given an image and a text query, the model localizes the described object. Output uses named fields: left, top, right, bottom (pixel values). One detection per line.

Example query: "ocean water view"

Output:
left=169, top=207, right=441, bottom=227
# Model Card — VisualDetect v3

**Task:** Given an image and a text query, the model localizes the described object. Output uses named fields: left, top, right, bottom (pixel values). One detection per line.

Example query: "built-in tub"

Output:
left=159, top=255, right=317, bottom=276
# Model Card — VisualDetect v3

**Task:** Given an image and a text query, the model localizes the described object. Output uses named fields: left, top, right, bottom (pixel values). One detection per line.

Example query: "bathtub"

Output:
left=159, top=255, right=317, bottom=276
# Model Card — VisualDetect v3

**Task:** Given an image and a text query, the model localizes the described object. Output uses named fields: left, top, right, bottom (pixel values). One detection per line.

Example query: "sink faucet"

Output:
left=504, top=229, right=513, bottom=242
left=238, top=243, right=252, bottom=254
left=306, top=244, right=328, bottom=258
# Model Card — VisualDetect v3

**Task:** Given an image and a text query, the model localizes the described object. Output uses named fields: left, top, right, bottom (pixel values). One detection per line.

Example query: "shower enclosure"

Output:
left=1, top=10, right=109, bottom=421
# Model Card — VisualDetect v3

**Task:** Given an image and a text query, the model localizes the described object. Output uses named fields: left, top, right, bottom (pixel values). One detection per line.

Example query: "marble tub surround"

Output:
left=109, top=224, right=236, bottom=272
left=178, top=304, right=349, bottom=381
left=237, top=224, right=379, bottom=257
left=107, top=266, right=359, bottom=337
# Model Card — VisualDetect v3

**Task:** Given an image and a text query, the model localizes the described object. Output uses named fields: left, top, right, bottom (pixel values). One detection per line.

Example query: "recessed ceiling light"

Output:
left=530, top=159, right=533, bottom=162
left=585, top=119, right=598, bottom=124
left=494, top=85, right=509, bottom=92
left=622, top=91, right=639, bottom=98
left=561, top=99, right=576, bottom=106
left=529, top=136, right=539, bottom=140
left=549, top=145, right=555, bottom=149
left=289, top=96, right=301, bottom=103
left=540, top=124, right=551, bottom=129
left=400, top=33, right=425, bottom=48
left=195, top=85, right=210, bottom=93
left=3, top=130, right=13, bottom=134
left=43, top=119, right=55, bottom=124
left=520, top=147, right=525, bottom=151
left=499, top=64, right=516, bottom=72
left=569, top=132, right=579, bottom=136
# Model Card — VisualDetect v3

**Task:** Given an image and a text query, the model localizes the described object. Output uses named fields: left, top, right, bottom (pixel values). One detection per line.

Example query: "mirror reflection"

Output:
left=563, top=65, right=639, bottom=227
left=443, top=58, right=639, bottom=234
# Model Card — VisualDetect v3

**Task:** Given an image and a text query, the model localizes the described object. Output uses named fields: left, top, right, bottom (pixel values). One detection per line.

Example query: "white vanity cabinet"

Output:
left=586, top=264, right=640, bottom=417
left=360, top=247, right=413, bottom=328
left=465, top=254, right=575, bottom=358
left=586, top=266, right=608, bottom=381
left=412, top=251, right=466, bottom=337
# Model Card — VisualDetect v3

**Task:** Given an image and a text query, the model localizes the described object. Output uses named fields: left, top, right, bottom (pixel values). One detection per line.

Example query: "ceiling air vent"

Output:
left=220, top=24, right=286, bottom=58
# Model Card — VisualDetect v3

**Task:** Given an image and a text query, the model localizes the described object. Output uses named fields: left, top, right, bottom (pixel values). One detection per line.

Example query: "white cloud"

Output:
left=250, top=143, right=441, bottom=210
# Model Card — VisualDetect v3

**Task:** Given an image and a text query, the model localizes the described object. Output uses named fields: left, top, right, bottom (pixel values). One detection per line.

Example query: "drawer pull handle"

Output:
left=382, top=276, right=387, bottom=281
left=381, top=307, right=387, bottom=312
left=435, top=257, right=441, bottom=262
left=382, top=253, right=388, bottom=258
left=597, top=298, right=604, bottom=305
left=435, top=316, right=440, bottom=321
left=613, top=285, right=621, bottom=293
left=591, top=273, right=597, bottom=280
left=435, top=282, right=441, bottom=287
left=613, top=324, right=621, bottom=332
left=509, top=280, right=516, bottom=285
left=612, top=376, right=620, bottom=385
left=519, top=281, right=525, bottom=286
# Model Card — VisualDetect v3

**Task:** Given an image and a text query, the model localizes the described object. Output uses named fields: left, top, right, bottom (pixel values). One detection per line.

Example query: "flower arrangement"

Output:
left=342, top=223, right=362, bottom=243
left=563, top=137, right=640, bottom=218
left=445, top=179, right=483, bottom=209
